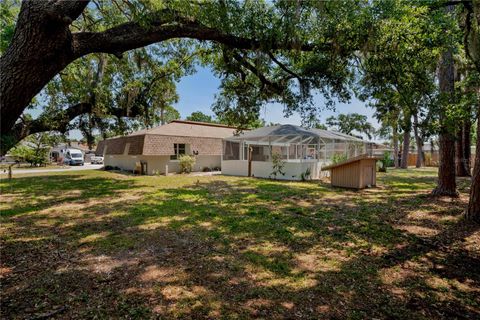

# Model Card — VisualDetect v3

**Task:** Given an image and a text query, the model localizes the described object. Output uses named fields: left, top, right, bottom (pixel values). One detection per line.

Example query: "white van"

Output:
left=62, top=148, right=84, bottom=166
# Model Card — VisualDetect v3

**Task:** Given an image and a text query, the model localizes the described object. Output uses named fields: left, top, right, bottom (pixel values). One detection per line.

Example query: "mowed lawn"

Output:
left=0, top=168, right=478, bottom=319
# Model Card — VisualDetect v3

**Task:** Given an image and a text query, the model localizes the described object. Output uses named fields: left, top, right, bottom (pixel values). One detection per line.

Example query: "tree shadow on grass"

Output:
left=1, top=173, right=478, bottom=318
left=0, top=175, right=139, bottom=217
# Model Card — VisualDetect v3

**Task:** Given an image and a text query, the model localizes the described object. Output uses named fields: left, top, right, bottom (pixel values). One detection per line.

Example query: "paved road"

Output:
left=2, top=164, right=103, bottom=175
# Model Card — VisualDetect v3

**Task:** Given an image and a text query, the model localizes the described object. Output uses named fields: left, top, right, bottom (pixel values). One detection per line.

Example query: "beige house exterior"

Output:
left=96, top=120, right=238, bottom=175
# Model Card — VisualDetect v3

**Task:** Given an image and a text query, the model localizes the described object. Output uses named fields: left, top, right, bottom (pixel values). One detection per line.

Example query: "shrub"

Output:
left=178, top=154, right=196, bottom=173
left=331, top=153, right=347, bottom=164
left=202, top=167, right=212, bottom=172
left=383, top=151, right=394, bottom=167
left=270, top=153, right=285, bottom=179
left=9, top=144, right=48, bottom=166
left=300, top=167, right=311, bottom=181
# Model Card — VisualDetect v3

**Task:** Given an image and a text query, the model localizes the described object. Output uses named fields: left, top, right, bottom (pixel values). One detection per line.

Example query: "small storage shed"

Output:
left=322, top=155, right=381, bottom=189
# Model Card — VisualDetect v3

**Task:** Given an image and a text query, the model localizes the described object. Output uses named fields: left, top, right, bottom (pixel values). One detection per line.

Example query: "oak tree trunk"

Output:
left=413, top=112, right=423, bottom=168
left=432, top=20, right=458, bottom=196
left=430, top=139, right=436, bottom=166
left=393, top=125, right=400, bottom=168
left=463, top=119, right=472, bottom=174
left=0, top=1, right=88, bottom=138
left=465, top=102, right=480, bottom=222
left=160, top=107, right=165, bottom=125
left=434, top=132, right=458, bottom=196
left=456, top=126, right=466, bottom=175
left=456, top=122, right=471, bottom=176
left=400, top=120, right=411, bottom=169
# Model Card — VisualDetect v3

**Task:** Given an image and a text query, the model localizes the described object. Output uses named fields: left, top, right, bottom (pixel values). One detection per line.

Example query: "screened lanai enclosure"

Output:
left=222, top=124, right=381, bottom=180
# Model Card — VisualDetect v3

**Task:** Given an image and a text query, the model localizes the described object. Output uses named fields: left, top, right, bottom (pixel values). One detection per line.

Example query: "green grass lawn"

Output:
left=0, top=168, right=478, bottom=319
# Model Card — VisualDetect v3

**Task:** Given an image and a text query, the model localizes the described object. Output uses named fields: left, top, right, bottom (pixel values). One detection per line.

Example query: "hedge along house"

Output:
left=96, top=120, right=238, bottom=175
left=222, top=124, right=380, bottom=180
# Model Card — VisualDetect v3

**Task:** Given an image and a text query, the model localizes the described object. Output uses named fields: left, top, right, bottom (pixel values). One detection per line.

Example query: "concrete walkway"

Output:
left=1, top=164, right=103, bottom=175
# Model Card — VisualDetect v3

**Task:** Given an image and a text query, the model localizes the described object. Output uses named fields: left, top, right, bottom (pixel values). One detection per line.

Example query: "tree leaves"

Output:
left=326, top=113, right=376, bottom=140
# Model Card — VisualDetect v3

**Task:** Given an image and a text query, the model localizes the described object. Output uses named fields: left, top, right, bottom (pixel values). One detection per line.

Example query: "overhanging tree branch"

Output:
left=6, top=98, right=151, bottom=153
left=44, top=0, right=90, bottom=25
left=72, top=15, right=323, bottom=58
left=12, top=103, right=93, bottom=140
left=231, top=51, right=284, bottom=94
left=268, top=52, right=304, bottom=81
left=1, top=102, right=93, bottom=154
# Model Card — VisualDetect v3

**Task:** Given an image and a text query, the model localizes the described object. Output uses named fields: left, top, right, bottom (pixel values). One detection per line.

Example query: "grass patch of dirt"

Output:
left=0, top=168, right=478, bottom=319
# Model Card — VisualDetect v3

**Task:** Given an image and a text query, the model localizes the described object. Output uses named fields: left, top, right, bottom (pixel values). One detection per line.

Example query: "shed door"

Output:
left=364, top=166, right=373, bottom=186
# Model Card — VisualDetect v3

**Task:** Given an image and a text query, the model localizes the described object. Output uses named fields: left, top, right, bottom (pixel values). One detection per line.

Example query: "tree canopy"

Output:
left=325, top=113, right=376, bottom=140
left=185, top=111, right=215, bottom=123
left=1, top=0, right=376, bottom=152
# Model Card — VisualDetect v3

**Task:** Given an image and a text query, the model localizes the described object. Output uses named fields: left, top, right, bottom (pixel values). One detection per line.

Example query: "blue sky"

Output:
left=174, top=67, right=378, bottom=128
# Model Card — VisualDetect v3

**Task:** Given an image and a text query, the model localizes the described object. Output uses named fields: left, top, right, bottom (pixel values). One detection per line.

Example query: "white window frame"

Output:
left=170, top=143, right=187, bottom=160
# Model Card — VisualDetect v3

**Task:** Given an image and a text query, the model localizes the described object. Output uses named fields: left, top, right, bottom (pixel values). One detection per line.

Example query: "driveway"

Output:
left=2, top=164, right=103, bottom=175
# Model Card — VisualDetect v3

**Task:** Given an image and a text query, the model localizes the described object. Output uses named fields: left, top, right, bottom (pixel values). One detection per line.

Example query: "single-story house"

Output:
left=221, top=124, right=386, bottom=180
left=96, top=120, right=238, bottom=174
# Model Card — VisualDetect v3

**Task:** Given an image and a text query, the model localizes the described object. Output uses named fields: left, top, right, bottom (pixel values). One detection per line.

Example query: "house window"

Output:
left=170, top=143, right=186, bottom=160
left=223, top=141, right=240, bottom=160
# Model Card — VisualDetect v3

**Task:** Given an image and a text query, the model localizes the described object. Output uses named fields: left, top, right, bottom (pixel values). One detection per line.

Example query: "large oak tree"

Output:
left=1, top=0, right=367, bottom=153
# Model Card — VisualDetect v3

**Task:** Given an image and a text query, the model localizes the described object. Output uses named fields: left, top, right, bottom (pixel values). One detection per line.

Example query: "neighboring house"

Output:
left=96, top=120, right=239, bottom=174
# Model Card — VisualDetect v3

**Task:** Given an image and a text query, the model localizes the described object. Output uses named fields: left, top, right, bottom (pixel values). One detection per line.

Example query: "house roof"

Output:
left=128, top=120, right=238, bottom=139
left=50, top=142, right=90, bottom=152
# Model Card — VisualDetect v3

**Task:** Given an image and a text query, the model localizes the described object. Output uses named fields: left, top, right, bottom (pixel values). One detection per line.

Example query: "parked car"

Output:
left=63, top=148, right=84, bottom=166
left=90, top=155, right=104, bottom=164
